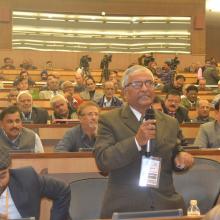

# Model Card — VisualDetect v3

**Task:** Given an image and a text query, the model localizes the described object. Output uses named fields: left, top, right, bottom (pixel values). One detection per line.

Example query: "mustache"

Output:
left=10, top=127, right=20, bottom=132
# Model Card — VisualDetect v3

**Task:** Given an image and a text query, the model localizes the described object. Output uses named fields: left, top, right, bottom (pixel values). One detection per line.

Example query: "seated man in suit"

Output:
left=163, top=90, right=191, bottom=123
left=0, top=147, right=71, bottom=220
left=97, top=81, right=123, bottom=108
left=17, top=91, right=49, bottom=124
left=191, top=99, right=214, bottom=123
left=194, top=98, right=220, bottom=148
left=0, top=106, right=44, bottom=152
left=50, top=94, right=78, bottom=122
left=55, top=101, right=99, bottom=151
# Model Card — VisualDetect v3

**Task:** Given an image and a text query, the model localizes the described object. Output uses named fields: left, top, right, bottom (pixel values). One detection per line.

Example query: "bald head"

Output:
left=197, top=99, right=211, bottom=118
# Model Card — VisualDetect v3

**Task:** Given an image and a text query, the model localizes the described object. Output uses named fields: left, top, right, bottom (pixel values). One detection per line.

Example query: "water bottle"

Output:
left=187, top=200, right=201, bottom=216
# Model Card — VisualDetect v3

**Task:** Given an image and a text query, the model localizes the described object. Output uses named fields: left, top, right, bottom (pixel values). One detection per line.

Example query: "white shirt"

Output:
left=129, top=106, right=142, bottom=151
left=0, top=187, right=21, bottom=219
left=103, top=97, right=112, bottom=107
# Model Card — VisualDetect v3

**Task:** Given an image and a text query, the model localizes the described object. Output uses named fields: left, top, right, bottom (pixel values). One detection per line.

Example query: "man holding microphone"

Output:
left=95, top=65, right=194, bottom=218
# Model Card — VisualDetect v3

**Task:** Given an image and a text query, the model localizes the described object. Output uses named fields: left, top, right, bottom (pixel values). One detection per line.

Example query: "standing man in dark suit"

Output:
left=17, top=91, right=49, bottom=124
left=95, top=65, right=194, bottom=218
left=0, top=147, right=71, bottom=220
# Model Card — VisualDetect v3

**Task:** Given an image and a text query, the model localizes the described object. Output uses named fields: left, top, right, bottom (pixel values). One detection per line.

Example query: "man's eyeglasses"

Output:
left=125, top=80, right=154, bottom=89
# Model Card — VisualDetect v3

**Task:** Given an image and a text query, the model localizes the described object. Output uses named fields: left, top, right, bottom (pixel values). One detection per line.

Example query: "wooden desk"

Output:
left=180, top=123, right=200, bottom=140
left=11, top=150, right=218, bottom=220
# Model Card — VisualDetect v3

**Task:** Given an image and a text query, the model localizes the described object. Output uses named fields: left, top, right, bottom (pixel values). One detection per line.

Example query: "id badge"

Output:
left=139, top=156, right=161, bottom=188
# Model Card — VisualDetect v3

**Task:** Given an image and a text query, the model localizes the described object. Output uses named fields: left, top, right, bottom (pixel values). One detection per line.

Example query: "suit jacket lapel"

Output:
left=9, top=172, right=28, bottom=217
left=121, top=104, right=140, bottom=133
left=155, top=110, right=166, bottom=147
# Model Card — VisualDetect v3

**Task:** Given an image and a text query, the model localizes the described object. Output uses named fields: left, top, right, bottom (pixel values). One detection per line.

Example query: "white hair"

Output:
left=16, top=90, right=32, bottom=102
left=50, top=94, right=67, bottom=108
left=121, top=65, right=154, bottom=88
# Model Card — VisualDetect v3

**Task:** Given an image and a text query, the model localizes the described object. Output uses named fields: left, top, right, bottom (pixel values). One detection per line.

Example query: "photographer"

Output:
left=100, top=54, right=112, bottom=82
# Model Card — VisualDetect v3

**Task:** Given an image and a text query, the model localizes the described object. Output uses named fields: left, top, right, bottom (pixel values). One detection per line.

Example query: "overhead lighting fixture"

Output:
left=206, top=0, right=220, bottom=12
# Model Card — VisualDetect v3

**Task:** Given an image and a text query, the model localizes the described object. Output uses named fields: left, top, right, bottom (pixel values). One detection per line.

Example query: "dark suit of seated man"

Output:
left=17, top=91, right=49, bottom=124
left=55, top=101, right=99, bottom=152
left=0, top=147, right=71, bottom=220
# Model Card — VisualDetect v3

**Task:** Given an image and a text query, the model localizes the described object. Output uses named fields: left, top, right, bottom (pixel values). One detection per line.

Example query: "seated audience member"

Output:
left=20, top=58, right=37, bottom=70
left=0, top=147, right=71, bottom=220
left=162, top=74, right=186, bottom=94
left=0, top=106, right=44, bottom=152
left=109, top=70, right=122, bottom=92
left=153, top=74, right=163, bottom=90
left=198, top=78, right=211, bottom=91
left=163, top=90, right=190, bottom=123
left=181, top=85, right=199, bottom=110
left=45, top=60, right=54, bottom=70
left=202, top=204, right=220, bottom=220
left=55, top=101, right=99, bottom=151
left=97, top=81, right=123, bottom=107
left=213, top=80, right=220, bottom=94
left=39, top=75, right=63, bottom=99
left=19, top=70, right=35, bottom=87
left=194, top=99, right=220, bottom=148
left=152, top=96, right=188, bottom=146
left=50, top=94, right=77, bottom=122
left=17, top=91, right=49, bottom=124
left=1, top=57, right=15, bottom=69
left=40, top=69, right=48, bottom=81
left=80, top=77, right=103, bottom=102
left=7, top=89, right=19, bottom=106
left=61, top=81, right=83, bottom=110
left=74, top=72, right=86, bottom=93
left=159, top=59, right=174, bottom=85
left=191, top=99, right=214, bottom=123
left=203, top=59, right=220, bottom=85
left=14, top=78, right=29, bottom=91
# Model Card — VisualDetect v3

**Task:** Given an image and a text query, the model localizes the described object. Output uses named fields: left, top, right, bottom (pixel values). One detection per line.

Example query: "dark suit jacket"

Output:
left=94, top=104, right=185, bottom=218
left=21, top=107, right=49, bottom=124
left=9, top=167, right=71, bottom=220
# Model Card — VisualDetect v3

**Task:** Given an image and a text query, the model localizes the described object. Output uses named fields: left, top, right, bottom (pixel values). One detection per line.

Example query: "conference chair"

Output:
left=173, top=157, right=220, bottom=214
left=69, top=177, right=108, bottom=220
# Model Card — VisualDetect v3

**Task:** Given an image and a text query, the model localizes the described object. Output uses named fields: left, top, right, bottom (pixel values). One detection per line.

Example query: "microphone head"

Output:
left=144, top=107, right=155, bottom=120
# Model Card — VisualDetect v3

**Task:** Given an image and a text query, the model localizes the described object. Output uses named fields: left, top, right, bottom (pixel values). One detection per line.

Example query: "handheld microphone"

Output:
left=144, top=107, right=155, bottom=157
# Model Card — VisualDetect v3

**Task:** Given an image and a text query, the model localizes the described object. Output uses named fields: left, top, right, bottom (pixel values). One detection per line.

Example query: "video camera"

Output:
left=79, top=55, right=92, bottom=69
left=170, top=56, right=180, bottom=70
left=143, top=55, right=155, bottom=67
left=100, top=54, right=112, bottom=69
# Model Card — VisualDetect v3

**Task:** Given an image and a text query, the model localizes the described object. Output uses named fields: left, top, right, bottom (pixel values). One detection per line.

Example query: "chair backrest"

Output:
left=69, top=177, right=108, bottom=220
left=173, top=157, right=220, bottom=214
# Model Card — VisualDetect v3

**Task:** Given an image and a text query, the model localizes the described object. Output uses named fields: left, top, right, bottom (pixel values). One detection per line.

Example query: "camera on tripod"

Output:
left=100, top=54, right=112, bottom=69
left=80, top=55, right=92, bottom=69
left=100, top=54, right=112, bottom=82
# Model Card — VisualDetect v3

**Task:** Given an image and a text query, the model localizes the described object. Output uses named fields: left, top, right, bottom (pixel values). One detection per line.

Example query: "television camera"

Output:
left=79, top=55, right=92, bottom=77
left=100, top=54, right=112, bottom=82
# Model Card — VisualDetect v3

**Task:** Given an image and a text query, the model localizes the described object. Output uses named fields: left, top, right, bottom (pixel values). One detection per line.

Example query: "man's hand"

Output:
left=174, top=152, right=194, bottom=169
left=135, top=119, right=156, bottom=147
